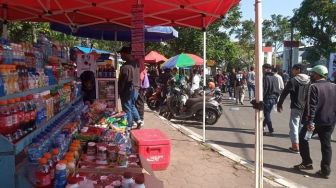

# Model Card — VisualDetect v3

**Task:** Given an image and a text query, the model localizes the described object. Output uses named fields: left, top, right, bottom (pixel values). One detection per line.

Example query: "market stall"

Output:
left=0, top=36, right=169, bottom=187
left=0, top=1, right=244, bottom=187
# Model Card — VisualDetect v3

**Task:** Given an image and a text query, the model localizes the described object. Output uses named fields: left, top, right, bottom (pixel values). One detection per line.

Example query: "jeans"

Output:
left=121, top=90, right=140, bottom=128
left=299, top=125, right=335, bottom=175
left=247, top=83, right=255, bottom=100
left=228, top=86, right=235, bottom=98
left=263, top=98, right=276, bottom=133
left=289, top=108, right=303, bottom=144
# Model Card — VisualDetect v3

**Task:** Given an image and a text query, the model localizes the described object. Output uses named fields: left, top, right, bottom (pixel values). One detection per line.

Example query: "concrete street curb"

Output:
left=154, top=113, right=306, bottom=188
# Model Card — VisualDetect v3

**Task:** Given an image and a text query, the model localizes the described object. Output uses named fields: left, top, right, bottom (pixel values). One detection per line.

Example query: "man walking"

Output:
left=273, top=67, right=284, bottom=92
left=294, top=65, right=336, bottom=179
left=135, top=67, right=149, bottom=129
left=262, top=64, right=280, bottom=136
left=234, top=68, right=247, bottom=105
left=118, top=46, right=142, bottom=131
left=247, top=66, right=256, bottom=101
left=228, top=68, right=236, bottom=100
left=277, top=64, right=310, bottom=153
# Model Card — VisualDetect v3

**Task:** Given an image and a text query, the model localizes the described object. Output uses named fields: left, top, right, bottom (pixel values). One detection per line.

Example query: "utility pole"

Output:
left=254, top=0, right=263, bottom=188
left=289, top=20, right=294, bottom=76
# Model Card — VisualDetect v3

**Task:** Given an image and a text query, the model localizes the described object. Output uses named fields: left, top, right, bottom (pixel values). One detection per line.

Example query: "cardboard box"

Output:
left=77, top=156, right=163, bottom=188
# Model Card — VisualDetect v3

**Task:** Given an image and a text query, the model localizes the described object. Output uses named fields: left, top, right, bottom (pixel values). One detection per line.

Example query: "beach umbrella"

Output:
left=161, top=53, right=203, bottom=69
left=144, top=51, right=167, bottom=64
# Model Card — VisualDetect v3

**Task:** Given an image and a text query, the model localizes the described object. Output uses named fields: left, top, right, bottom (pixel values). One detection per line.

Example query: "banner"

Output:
left=328, top=53, right=336, bottom=80
left=131, top=4, right=145, bottom=72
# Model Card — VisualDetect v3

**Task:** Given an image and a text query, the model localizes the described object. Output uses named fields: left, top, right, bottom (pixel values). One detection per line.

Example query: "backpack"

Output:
left=297, top=81, right=310, bottom=109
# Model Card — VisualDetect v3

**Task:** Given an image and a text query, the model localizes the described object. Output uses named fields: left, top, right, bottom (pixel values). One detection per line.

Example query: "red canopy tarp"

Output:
left=144, top=51, right=167, bottom=64
left=0, top=0, right=240, bottom=29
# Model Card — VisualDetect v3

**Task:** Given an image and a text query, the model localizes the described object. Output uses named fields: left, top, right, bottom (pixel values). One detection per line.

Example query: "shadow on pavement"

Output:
left=263, top=163, right=315, bottom=177
left=264, top=144, right=293, bottom=154
left=210, top=140, right=254, bottom=149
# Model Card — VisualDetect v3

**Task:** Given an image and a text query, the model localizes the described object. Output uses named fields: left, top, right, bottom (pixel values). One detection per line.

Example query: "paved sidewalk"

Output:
left=143, top=110, right=276, bottom=188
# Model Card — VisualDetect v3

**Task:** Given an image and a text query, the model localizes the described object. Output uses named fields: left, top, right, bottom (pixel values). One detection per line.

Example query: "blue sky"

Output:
left=239, top=0, right=303, bottom=20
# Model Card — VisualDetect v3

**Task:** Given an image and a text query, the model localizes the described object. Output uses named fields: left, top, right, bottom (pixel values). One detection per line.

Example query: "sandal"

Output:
left=293, top=163, right=313, bottom=170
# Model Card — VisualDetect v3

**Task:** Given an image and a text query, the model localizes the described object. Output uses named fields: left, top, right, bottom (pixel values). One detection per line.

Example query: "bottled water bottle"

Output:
left=304, top=124, right=315, bottom=141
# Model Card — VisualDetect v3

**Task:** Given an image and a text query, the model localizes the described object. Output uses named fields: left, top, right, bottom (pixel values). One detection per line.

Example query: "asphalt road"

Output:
left=169, top=94, right=336, bottom=188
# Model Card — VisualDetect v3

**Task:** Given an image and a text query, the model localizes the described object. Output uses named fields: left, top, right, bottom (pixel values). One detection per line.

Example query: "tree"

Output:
left=292, top=0, right=336, bottom=61
left=145, top=6, right=242, bottom=68
left=263, top=14, right=291, bottom=65
left=233, top=20, right=255, bottom=68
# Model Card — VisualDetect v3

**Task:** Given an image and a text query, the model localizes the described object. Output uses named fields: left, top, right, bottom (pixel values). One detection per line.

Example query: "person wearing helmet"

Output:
left=294, top=65, right=336, bottom=179
left=208, top=81, right=215, bottom=89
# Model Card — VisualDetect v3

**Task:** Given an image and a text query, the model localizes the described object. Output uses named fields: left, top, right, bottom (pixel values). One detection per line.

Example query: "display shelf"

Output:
left=0, top=77, right=74, bottom=100
left=96, top=77, right=117, bottom=80
left=0, top=96, right=82, bottom=188
left=15, top=105, right=79, bottom=188
left=96, top=78, right=118, bottom=111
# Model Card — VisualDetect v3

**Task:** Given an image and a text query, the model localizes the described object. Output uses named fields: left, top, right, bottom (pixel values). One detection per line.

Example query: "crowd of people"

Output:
left=116, top=45, right=335, bottom=179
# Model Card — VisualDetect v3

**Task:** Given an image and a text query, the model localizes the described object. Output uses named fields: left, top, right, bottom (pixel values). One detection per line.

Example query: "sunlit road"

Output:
left=169, top=94, right=336, bottom=188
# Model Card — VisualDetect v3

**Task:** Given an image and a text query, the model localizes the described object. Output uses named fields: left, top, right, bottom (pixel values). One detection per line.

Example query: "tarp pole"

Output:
left=255, top=0, right=264, bottom=188
left=202, top=31, right=206, bottom=142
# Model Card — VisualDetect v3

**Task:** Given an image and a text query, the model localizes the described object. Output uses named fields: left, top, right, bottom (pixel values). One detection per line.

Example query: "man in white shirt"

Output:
left=247, top=66, right=255, bottom=101
left=273, top=67, right=284, bottom=92
left=191, top=69, right=201, bottom=92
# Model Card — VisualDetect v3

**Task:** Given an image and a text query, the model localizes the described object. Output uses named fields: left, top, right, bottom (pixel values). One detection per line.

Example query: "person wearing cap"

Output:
left=262, top=64, right=280, bottom=136
left=117, top=46, right=143, bottom=130
left=294, top=65, right=336, bottom=179
left=277, top=64, right=310, bottom=153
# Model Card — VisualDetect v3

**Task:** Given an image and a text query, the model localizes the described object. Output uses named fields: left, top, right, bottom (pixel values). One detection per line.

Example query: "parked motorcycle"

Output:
left=146, top=84, right=164, bottom=111
left=160, top=86, right=222, bottom=125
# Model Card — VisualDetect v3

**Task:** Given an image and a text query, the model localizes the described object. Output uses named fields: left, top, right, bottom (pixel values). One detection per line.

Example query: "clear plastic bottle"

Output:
left=34, top=94, right=41, bottom=126
left=26, top=95, right=36, bottom=131
left=15, top=98, right=24, bottom=139
left=304, top=124, right=315, bottom=141
left=8, top=99, right=18, bottom=139
left=132, top=175, right=145, bottom=188
left=44, top=153, right=55, bottom=181
left=122, top=172, right=134, bottom=188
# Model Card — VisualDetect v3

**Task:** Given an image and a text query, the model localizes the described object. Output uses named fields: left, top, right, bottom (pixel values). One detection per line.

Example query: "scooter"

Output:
left=146, top=84, right=164, bottom=111
left=160, top=86, right=222, bottom=125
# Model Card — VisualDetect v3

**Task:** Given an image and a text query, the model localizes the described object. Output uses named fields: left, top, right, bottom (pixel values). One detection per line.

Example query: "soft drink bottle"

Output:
left=35, top=158, right=51, bottom=188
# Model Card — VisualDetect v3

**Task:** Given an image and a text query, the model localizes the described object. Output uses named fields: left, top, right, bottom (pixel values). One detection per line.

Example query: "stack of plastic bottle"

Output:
left=0, top=95, right=38, bottom=142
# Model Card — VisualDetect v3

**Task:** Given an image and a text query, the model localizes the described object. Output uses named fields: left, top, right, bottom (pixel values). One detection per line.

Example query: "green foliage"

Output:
left=263, top=14, right=291, bottom=52
left=145, top=6, right=242, bottom=69
left=292, top=0, right=336, bottom=61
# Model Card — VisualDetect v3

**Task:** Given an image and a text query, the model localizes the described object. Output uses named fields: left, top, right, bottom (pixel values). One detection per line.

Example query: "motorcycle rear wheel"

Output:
left=196, top=109, right=219, bottom=125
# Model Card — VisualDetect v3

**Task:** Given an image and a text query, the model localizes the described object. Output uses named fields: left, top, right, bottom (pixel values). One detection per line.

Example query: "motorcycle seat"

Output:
left=185, top=97, right=210, bottom=107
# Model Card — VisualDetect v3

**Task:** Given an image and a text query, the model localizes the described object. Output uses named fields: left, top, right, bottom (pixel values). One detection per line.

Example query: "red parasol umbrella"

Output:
left=144, top=51, right=167, bottom=64
left=0, top=0, right=240, bottom=30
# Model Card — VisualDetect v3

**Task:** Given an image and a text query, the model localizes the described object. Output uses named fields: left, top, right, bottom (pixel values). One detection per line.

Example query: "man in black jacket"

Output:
left=262, top=64, right=280, bottom=136
left=277, top=64, right=310, bottom=153
left=294, top=65, right=336, bottom=179
left=118, top=46, right=142, bottom=130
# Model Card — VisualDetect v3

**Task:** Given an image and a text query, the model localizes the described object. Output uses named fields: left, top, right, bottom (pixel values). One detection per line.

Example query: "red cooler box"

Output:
left=131, top=129, right=170, bottom=171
